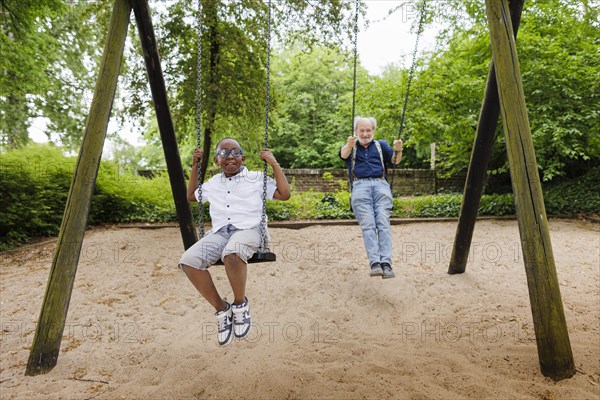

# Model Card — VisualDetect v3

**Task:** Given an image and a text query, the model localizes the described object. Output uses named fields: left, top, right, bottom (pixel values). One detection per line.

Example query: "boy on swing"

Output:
left=179, top=137, right=290, bottom=346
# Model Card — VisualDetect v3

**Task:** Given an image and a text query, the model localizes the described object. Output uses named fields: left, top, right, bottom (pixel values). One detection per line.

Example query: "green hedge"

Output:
left=1, top=145, right=71, bottom=248
left=0, top=144, right=177, bottom=250
left=543, top=166, right=600, bottom=215
left=1, top=144, right=597, bottom=250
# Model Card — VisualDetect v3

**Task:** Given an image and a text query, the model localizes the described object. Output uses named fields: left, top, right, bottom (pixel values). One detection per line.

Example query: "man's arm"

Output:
left=340, top=136, right=356, bottom=159
left=391, top=139, right=403, bottom=164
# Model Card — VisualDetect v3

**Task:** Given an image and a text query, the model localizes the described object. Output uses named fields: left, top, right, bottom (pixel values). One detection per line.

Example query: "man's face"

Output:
left=214, top=139, right=245, bottom=177
left=355, top=120, right=374, bottom=146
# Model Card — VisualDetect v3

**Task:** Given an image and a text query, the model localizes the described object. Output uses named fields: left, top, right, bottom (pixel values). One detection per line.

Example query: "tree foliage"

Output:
left=405, top=0, right=600, bottom=180
left=0, top=0, right=109, bottom=150
left=2, top=0, right=597, bottom=184
left=270, top=45, right=363, bottom=168
left=122, top=0, right=359, bottom=173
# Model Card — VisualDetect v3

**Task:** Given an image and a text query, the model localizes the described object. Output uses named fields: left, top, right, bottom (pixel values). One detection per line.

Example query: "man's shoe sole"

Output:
left=370, top=268, right=383, bottom=277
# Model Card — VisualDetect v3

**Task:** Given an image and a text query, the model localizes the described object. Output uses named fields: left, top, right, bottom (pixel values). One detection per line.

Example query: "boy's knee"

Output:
left=181, top=263, right=208, bottom=275
left=223, top=253, right=243, bottom=263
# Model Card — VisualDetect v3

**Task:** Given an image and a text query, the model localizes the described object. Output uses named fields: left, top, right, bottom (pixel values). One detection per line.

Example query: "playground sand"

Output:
left=1, top=219, right=598, bottom=399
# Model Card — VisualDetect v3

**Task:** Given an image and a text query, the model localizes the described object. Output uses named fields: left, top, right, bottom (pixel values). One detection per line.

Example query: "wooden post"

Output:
left=26, top=0, right=131, bottom=376
left=131, top=0, right=197, bottom=249
left=485, top=0, right=575, bottom=381
left=448, top=0, right=524, bottom=274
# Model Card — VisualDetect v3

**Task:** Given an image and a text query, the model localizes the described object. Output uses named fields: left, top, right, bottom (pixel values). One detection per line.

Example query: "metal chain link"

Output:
left=259, top=0, right=273, bottom=252
left=195, top=0, right=204, bottom=239
left=397, top=0, right=427, bottom=141
left=350, top=0, right=359, bottom=136
left=391, top=0, right=427, bottom=189
left=349, top=0, right=360, bottom=190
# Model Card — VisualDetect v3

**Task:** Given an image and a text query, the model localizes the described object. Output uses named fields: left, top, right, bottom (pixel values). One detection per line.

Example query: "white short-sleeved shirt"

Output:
left=194, top=167, right=277, bottom=232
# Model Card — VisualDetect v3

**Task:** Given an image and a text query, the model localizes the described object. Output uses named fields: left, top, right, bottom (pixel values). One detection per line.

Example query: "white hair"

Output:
left=353, top=116, right=377, bottom=132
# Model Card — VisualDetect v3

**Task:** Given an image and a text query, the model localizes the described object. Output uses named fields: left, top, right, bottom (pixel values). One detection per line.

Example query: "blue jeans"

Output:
left=351, top=178, right=393, bottom=266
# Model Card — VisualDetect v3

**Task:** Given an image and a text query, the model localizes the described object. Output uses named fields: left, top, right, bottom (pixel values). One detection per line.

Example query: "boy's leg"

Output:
left=179, top=228, right=235, bottom=345
left=182, top=266, right=233, bottom=346
left=181, top=266, right=228, bottom=312
left=223, top=254, right=247, bottom=305
left=222, top=227, right=261, bottom=339
left=221, top=225, right=261, bottom=303
left=178, top=230, right=228, bottom=311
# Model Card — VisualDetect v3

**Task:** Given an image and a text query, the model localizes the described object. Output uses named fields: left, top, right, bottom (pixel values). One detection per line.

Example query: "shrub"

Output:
left=2, top=143, right=595, bottom=251
left=266, top=200, right=296, bottom=221
left=411, top=194, right=462, bottom=217
left=478, top=194, right=515, bottom=216
left=544, top=166, right=600, bottom=215
left=391, top=193, right=516, bottom=218
left=313, top=192, right=353, bottom=219
left=90, top=167, right=176, bottom=223
left=0, top=144, right=179, bottom=249
left=286, top=190, right=321, bottom=219
left=0, top=144, right=72, bottom=249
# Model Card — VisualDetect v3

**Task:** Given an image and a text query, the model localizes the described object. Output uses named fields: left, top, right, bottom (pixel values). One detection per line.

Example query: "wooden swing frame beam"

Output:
left=449, top=0, right=575, bottom=381
left=25, top=0, right=196, bottom=375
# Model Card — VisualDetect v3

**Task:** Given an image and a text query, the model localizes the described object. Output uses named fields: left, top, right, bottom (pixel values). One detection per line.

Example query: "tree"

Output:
left=122, top=0, right=360, bottom=173
left=405, top=0, right=600, bottom=180
left=358, top=65, right=432, bottom=169
left=0, top=0, right=109, bottom=150
left=517, top=0, right=600, bottom=179
left=270, top=45, right=362, bottom=168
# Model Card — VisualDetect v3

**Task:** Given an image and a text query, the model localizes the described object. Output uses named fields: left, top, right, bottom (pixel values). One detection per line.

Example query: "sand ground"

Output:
left=1, top=218, right=599, bottom=399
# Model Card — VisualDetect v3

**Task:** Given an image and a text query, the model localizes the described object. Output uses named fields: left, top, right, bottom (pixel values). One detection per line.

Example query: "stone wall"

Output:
left=139, top=167, right=467, bottom=196
left=283, top=168, right=465, bottom=195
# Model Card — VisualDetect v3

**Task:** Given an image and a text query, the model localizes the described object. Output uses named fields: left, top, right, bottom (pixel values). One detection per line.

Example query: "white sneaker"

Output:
left=232, top=297, right=251, bottom=338
left=215, top=302, right=233, bottom=346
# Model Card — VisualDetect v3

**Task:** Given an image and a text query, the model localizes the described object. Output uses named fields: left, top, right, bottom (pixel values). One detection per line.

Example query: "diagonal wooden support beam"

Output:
left=26, top=0, right=131, bottom=376
left=485, top=0, right=575, bottom=381
left=131, top=0, right=197, bottom=249
left=448, top=0, right=524, bottom=274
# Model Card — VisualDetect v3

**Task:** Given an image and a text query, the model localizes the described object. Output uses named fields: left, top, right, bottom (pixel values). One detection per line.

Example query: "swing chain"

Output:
left=350, top=0, right=359, bottom=136
left=390, top=0, right=426, bottom=191
left=259, top=0, right=273, bottom=253
left=347, top=0, right=360, bottom=192
left=397, top=0, right=427, bottom=140
left=196, top=0, right=204, bottom=239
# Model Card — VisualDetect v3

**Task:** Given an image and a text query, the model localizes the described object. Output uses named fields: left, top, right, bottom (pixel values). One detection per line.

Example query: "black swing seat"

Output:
left=248, top=251, right=276, bottom=263
left=213, top=251, right=276, bottom=265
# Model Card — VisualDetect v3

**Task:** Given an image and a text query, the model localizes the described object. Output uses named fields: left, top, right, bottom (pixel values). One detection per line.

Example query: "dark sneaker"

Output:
left=370, top=262, right=383, bottom=277
left=381, top=263, right=396, bottom=279
left=232, top=297, right=251, bottom=338
left=215, top=302, right=233, bottom=346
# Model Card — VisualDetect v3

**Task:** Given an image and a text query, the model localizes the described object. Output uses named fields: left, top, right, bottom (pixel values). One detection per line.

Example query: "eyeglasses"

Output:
left=216, top=148, right=243, bottom=158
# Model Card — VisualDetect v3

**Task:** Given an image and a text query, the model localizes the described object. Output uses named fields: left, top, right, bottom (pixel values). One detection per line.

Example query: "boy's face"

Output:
left=215, top=138, right=245, bottom=177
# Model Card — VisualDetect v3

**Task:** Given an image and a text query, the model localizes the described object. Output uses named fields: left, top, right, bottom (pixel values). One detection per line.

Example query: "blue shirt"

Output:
left=339, top=139, right=395, bottom=180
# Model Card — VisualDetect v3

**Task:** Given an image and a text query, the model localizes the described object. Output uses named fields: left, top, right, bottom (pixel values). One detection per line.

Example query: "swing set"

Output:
left=26, top=0, right=575, bottom=383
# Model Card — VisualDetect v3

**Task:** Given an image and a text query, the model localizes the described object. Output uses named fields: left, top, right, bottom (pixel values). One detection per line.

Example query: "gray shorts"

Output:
left=178, top=224, right=264, bottom=270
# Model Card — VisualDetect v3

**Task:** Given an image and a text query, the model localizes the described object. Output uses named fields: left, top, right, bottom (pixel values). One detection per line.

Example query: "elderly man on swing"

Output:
left=339, top=116, right=403, bottom=279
